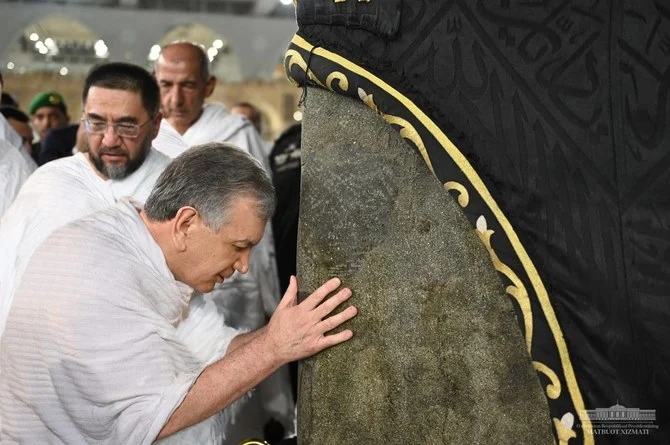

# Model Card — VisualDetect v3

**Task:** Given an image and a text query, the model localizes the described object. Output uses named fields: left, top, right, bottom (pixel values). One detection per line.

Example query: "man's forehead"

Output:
left=87, top=85, right=141, bottom=99
left=9, top=118, right=30, bottom=129
left=33, top=106, right=64, bottom=116
left=156, top=47, right=203, bottom=75
left=156, top=59, right=200, bottom=78
left=218, top=194, right=263, bottom=218
left=84, top=87, right=145, bottom=116
left=161, top=44, right=201, bottom=62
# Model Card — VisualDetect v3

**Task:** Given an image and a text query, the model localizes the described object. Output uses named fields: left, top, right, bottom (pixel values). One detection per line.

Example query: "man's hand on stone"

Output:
left=266, top=276, right=357, bottom=363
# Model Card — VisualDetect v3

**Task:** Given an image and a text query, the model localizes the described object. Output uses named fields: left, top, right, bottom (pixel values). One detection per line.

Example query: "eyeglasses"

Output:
left=81, top=116, right=152, bottom=139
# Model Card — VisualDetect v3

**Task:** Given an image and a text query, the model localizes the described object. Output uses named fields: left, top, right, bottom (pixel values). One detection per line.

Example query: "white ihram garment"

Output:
left=0, top=199, right=239, bottom=444
left=155, top=103, right=270, bottom=172
left=0, top=116, right=36, bottom=217
left=0, top=149, right=170, bottom=338
left=0, top=115, right=23, bottom=153
left=0, top=114, right=37, bottom=170
left=0, top=140, right=34, bottom=219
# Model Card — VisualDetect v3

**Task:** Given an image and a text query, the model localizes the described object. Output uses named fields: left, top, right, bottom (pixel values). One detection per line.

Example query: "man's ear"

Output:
left=204, top=75, right=216, bottom=98
left=150, top=111, right=163, bottom=139
left=172, top=206, right=198, bottom=251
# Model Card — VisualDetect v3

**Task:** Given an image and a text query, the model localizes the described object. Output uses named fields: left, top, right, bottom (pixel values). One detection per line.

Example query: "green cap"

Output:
left=28, top=91, right=67, bottom=116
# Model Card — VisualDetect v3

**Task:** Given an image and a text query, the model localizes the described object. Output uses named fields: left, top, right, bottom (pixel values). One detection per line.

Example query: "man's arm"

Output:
left=156, top=276, right=356, bottom=440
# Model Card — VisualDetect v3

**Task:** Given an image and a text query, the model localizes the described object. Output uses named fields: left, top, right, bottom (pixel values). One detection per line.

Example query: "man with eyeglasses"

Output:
left=153, top=41, right=294, bottom=444
left=0, top=62, right=181, bottom=341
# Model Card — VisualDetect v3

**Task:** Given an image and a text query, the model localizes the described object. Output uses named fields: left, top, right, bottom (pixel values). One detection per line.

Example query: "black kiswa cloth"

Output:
left=286, top=1, right=670, bottom=444
left=297, top=0, right=401, bottom=39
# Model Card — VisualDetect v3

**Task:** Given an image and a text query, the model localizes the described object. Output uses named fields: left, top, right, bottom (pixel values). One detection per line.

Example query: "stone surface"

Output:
left=297, top=87, right=554, bottom=444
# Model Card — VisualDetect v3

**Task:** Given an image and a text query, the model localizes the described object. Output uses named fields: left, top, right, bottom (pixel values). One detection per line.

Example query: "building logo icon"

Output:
left=579, top=403, right=657, bottom=436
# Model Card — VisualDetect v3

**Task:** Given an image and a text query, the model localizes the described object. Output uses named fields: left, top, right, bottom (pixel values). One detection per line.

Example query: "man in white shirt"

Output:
left=0, top=143, right=357, bottom=445
left=153, top=42, right=292, bottom=442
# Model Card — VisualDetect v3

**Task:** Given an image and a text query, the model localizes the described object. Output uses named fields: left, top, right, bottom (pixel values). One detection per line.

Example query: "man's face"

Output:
left=32, top=106, right=68, bottom=141
left=6, top=118, right=34, bottom=155
left=83, top=86, right=160, bottom=180
left=177, top=196, right=266, bottom=293
left=154, top=46, right=215, bottom=135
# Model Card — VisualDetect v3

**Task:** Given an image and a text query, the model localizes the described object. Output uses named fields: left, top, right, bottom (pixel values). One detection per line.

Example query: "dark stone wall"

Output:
left=297, top=87, right=554, bottom=444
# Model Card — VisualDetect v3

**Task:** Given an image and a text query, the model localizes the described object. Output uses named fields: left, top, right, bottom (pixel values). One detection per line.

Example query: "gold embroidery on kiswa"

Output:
left=383, top=114, right=434, bottom=175
left=285, top=49, right=326, bottom=89
left=326, top=72, right=349, bottom=92
left=357, top=88, right=378, bottom=113
left=444, top=181, right=470, bottom=208
left=354, top=89, right=434, bottom=175
left=534, top=361, right=561, bottom=400
left=553, top=414, right=578, bottom=445
left=475, top=215, right=533, bottom=353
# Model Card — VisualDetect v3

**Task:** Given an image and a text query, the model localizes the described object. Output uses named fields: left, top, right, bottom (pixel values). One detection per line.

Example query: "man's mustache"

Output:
left=98, top=147, right=128, bottom=156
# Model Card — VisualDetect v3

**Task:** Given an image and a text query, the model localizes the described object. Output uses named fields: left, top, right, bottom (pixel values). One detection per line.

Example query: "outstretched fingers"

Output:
left=319, top=305, right=358, bottom=334
left=277, top=275, right=299, bottom=309
left=301, top=277, right=343, bottom=310
left=316, top=307, right=357, bottom=351
left=317, top=328, right=354, bottom=350
left=313, top=287, right=353, bottom=319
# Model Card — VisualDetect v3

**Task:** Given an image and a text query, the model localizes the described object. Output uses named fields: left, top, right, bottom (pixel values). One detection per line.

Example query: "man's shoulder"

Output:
left=202, top=102, right=229, bottom=117
left=24, top=153, right=89, bottom=187
left=0, top=139, right=24, bottom=166
left=146, top=147, right=172, bottom=170
left=46, top=202, right=144, bottom=264
left=183, top=104, right=252, bottom=148
left=4, top=154, right=105, bottom=225
left=202, top=103, right=248, bottom=127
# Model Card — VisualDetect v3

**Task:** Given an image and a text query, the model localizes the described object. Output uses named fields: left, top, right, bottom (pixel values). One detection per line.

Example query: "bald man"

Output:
left=153, top=42, right=268, bottom=167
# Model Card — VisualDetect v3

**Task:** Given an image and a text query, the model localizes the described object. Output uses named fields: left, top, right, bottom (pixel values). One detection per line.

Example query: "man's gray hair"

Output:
left=144, top=142, right=275, bottom=230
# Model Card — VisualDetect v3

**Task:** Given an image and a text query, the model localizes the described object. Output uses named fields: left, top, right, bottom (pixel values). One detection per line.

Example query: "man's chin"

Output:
left=167, top=115, right=194, bottom=131
left=102, top=163, right=130, bottom=180
left=198, top=283, right=216, bottom=294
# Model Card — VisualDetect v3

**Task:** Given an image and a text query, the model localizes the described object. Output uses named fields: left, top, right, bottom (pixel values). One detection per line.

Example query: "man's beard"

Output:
left=90, top=136, right=151, bottom=180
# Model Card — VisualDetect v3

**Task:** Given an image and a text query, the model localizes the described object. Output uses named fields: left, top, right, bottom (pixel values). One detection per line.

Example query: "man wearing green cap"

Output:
left=28, top=91, right=69, bottom=145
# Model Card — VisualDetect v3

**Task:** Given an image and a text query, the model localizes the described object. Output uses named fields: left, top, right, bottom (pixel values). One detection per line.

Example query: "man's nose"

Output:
left=169, top=86, right=183, bottom=108
left=234, top=251, right=251, bottom=274
left=101, top=124, right=120, bottom=146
